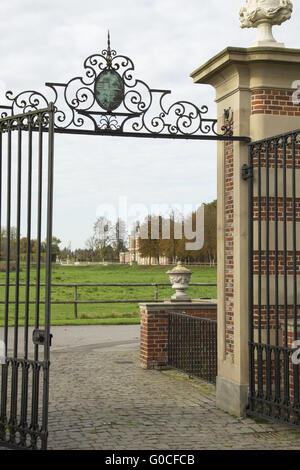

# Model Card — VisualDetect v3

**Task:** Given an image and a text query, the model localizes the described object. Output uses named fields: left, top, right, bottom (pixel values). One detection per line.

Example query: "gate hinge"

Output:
left=242, top=164, right=253, bottom=181
left=32, top=329, right=53, bottom=347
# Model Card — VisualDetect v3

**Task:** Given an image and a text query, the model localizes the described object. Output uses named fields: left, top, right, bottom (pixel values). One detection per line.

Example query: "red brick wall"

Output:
left=251, top=89, right=300, bottom=117
left=140, top=308, right=169, bottom=370
left=253, top=198, right=300, bottom=222
left=224, top=140, right=234, bottom=355
left=253, top=251, right=300, bottom=275
left=140, top=304, right=217, bottom=370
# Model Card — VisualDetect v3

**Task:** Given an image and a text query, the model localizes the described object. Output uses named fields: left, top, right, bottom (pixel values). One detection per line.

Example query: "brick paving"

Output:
left=46, top=345, right=300, bottom=450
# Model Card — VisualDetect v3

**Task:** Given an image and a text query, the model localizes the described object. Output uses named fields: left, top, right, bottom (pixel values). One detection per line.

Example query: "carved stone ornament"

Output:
left=240, top=0, right=293, bottom=47
left=166, top=262, right=192, bottom=302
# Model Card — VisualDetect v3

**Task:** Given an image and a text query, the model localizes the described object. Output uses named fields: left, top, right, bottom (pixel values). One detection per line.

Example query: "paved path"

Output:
left=1, top=325, right=140, bottom=355
left=45, top=327, right=300, bottom=450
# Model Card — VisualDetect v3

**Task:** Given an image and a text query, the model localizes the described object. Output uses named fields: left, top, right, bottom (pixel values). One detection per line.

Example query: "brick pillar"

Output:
left=191, top=47, right=300, bottom=416
left=224, top=140, right=235, bottom=355
left=140, top=305, right=169, bottom=370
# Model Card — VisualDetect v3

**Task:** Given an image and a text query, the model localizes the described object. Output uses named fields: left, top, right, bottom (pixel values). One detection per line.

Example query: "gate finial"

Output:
left=106, top=30, right=112, bottom=66
left=107, top=30, right=111, bottom=53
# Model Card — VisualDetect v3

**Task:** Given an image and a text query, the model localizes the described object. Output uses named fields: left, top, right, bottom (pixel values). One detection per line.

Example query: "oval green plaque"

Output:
left=94, top=70, right=124, bottom=111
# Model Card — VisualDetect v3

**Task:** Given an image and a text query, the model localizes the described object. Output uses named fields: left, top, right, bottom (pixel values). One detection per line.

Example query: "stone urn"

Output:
left=167, top=262, right=192, bottom=302
left=240, top=0, right=293, bottom=47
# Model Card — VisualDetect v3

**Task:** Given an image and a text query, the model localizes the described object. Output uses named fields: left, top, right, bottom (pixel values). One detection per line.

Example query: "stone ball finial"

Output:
left=240, top=0, right=293, bottom=48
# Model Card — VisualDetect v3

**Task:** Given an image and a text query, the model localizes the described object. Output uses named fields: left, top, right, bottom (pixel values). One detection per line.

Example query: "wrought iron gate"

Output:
left=0, top=105, right=55, bottom=449
left=246, top=129, right=300, bottom=425
left=0, top=35, right=250, bottom=450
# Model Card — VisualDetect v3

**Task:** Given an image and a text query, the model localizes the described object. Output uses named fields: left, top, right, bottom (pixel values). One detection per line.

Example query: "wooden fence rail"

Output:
left=0, top=282, right=217, bottom=319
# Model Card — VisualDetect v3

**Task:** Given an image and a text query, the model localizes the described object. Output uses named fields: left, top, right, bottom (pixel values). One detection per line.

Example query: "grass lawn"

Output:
left=0, top=264, right=217, bottom=326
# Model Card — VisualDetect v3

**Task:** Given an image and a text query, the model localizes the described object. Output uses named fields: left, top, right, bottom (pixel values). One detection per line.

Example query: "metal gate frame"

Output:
left=0, top=104, right=55, bottom=449
left=246, top=129, right=300, bottom=426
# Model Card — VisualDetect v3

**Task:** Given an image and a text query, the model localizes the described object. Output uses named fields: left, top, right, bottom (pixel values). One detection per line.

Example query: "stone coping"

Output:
left=190, top=46, right=300, bottom=84
left=139, top=299, right=217, bottom=311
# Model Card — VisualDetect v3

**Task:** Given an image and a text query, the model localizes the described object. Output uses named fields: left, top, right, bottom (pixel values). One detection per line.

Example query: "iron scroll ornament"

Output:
left=0, top=33, right=248, bottom=141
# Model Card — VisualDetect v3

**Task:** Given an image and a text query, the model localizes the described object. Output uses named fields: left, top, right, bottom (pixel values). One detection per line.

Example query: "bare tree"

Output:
left=111, top=218, right=127, bottom=259
left=93, top=216, right=113, bottom=260
left=85, top=235, right=98, bottom=251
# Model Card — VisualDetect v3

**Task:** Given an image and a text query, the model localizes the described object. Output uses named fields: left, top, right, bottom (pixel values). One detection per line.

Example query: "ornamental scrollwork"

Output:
left=0, top=33, right=228, bottom=139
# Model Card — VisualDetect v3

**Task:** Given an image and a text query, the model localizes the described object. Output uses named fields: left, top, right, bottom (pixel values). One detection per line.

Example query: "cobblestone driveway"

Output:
left=47, top=344, right=300, bottom=450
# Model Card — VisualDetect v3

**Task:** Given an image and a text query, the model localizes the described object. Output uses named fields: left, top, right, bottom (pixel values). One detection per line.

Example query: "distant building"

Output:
left=119, top=231, right=172, bottom=265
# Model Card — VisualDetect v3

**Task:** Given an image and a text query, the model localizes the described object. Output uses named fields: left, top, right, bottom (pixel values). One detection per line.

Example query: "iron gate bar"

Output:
left=246, top=128, right=300, bottom=145
left=8, top=125, right=251, bottom=141
left=275, top=138, right=279, bottom=348
left=0, top=104, right=55, bottom=450
left=35, top=115, right=43, bottom=364
left=292, top=134, right=300, bottom=408
left=42, top=104, right=54, bottom=442
left=283, top=136, right=289, bottom=417
left=247, top=128, right=300, bottom=426
left=284, top=136, right=288, bottom=350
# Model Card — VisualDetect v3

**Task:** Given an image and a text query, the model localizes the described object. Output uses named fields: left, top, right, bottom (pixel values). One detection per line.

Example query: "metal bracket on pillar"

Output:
left=241, top=164, right=253, bottom=181
left=221, top=108, right=234, bottom=137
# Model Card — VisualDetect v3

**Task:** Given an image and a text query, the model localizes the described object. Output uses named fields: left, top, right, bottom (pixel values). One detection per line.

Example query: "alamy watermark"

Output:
left=95, top=198, right=205, bottom=251
left=292, top=341, right=300, bottom=365
left=292, top=80, right=300, bottom=104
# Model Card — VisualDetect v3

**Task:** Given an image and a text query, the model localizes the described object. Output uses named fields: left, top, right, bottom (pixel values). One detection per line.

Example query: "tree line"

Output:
left=0, top=229, right=61, bottom=269
left=137, top=201, right=217, bottom=265
left=74, top=200, right=217, bottom=264
left=0, top=200, right=217, bottom=264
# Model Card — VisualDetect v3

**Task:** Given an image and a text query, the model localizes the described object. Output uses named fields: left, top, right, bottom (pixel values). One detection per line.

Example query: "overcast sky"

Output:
left=0, top=0, right=299, bottom=249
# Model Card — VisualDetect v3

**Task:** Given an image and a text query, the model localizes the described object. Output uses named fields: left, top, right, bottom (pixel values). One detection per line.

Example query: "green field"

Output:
left=0, top=264, right=217, bottom=326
